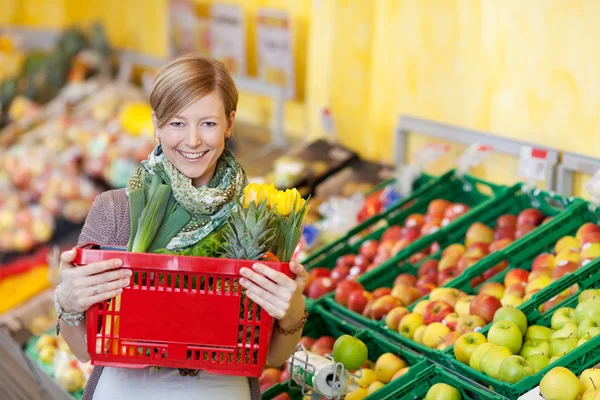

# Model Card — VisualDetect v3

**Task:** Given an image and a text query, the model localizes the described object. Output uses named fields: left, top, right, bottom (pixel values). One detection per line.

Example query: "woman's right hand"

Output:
left=57, top=248, right=132, bottom=313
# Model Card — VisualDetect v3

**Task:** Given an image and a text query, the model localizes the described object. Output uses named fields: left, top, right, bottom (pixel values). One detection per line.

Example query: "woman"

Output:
left=55, top=54, right=308, bottom=400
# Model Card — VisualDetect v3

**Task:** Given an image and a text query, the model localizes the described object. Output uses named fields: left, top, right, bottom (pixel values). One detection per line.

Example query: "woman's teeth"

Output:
left=180, top=150, right=208, bottom=160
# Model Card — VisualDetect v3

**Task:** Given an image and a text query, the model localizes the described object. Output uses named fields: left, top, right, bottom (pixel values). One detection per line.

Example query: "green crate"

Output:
left=262, top=321, right=427, bottom=399
left=447, top=258, right=600, bottom=398
left=302, top=170, right=504, bottom=270
left=322, top=184, right=577, bottom=346
left=385, top=364, right=504, bottom=400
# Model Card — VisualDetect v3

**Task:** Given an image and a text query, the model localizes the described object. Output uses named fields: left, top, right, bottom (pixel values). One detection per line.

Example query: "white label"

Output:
left=169, top=0, right=211, bottom=57
left=413, top=142, right=451, bottom=167
left=256, top=9, right=296, bottom=99
left=585, top=169, right=600, bottom=203
left=211, top=4, right=246, bottom=75
left=518, top=145, right=549, bottom=183
left=320, top=108, right=336, bottom=137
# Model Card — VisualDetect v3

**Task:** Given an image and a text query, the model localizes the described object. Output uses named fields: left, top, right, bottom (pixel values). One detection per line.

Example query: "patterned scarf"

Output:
left=126, top=145, right=247, bottom=251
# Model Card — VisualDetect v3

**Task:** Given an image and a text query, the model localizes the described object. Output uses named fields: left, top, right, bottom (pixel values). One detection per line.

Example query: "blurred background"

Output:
left=2, top=2, right=600, bottom=399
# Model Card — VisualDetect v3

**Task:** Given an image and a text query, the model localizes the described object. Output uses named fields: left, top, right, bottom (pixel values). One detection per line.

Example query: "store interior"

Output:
left=2, top=2, right=600, bottom=400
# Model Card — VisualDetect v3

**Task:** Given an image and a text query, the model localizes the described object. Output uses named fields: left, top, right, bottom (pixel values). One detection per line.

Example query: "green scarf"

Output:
left=126, top=145, right=248, bottom=251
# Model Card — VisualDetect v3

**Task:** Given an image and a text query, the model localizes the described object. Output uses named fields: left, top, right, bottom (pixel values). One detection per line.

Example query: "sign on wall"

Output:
left=169, top=0, right=211, bottom=57
left=256, top=8, right=296, bottom=99
left=210, top=4, right=246, bottom=75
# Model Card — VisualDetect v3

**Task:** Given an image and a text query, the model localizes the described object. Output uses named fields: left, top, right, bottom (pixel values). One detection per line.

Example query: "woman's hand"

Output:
left=57, top=248, right=132, bottom=313
left=239, top=262, right=308, bottom=330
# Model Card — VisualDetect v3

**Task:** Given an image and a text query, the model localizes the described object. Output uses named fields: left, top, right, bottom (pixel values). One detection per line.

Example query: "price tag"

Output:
left=585, top=170, right=600, bottom=204
left=457, top=143, right=493, bottom=175
left=320, top=108, right=336, bottom=138
left=518, top=146, right=549, bottom=183
left=413, top=142, right=451, bottom=167
left=393, top=142, right=450, bottom=197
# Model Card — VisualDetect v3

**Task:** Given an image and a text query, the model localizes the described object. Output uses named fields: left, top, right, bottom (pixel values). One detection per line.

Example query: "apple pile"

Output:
left=453, top=290, right=600, bottom=386
left=345, top=352, right=412, bottom=400
left=540, top=365, right=600, bottom=400
left=304, top=199, right=472, bottom=300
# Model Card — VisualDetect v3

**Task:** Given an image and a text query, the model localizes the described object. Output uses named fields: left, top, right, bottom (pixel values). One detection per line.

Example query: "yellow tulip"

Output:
left=260, top=183, right=278, bottom=207
left=273, top=190, right=294, bottom=216
left=242, top=183, right=262, bottom=208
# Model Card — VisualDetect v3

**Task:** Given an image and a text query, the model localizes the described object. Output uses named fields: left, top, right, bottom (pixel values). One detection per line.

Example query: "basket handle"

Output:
left=520, top=185, right=578, bottom=211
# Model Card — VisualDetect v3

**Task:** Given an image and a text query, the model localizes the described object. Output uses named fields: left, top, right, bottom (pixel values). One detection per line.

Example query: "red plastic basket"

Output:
left=74, top=244, right=293, bottom=377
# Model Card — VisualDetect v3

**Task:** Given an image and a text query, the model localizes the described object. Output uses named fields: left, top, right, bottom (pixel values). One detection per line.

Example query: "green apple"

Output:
left=576, top=298, right=600, bottom=325
left=579, top=320, right=600, bottom=339
left=525, top=325, right=553, bottom=342
left=497, top=355, right=534, bottom=383
left=551, top=307, right=577, bottom=329
left=493, top=307, right=528, bottom=335
left=579, top=289, right=600, bottom=304
left=540, top=366, right=581, bottom=400
left=488, top=320, right=523, bottom=354
left=551, top=321, right=579, bottom=340
left=470, top=343, right=497, bottom=372
left=520, top=339, right=551, bottom=358
left=454, top=332, right=487, bottom=365
left=579, top=334, right=592, bottom=347
left=480, top=346, right=512, bottom=379
left=580, top=368, right=600, bottom=395
left=526, top=354, right=550, bottom=373
left=424, top=383, right=461, bottom=400
left=551, top=336, right=578, bottom=356
left=332, top=335, right=368, bottom=370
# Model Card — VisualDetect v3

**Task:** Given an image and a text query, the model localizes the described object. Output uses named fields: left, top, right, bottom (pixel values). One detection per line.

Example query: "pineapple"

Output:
left=222, top=199, right=275, bottom=260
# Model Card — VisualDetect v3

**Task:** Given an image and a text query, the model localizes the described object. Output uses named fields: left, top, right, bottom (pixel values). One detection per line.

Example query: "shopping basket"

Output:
left=74, top=243, right=293, bottom=377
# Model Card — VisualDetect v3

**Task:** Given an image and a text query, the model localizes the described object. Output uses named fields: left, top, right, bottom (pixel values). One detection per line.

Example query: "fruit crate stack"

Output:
left=446, top=257, right=600, bottom=398
left=320, top=184, right=579, bottom=359
left=301, top=171, right=504, bottom=308
left=261, top=305, right=428, bottom=400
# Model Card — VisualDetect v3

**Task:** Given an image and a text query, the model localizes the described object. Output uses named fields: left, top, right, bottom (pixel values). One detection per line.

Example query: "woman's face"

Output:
left=155, top=92, right=234, bottom=187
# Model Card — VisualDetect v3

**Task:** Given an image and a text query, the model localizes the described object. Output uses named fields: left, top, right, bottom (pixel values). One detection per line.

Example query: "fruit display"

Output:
left=449, top=289, right=600, bottom=397
left=303, top=197, right=474, bottom=300
left=25, top=332, right=92, bottom=398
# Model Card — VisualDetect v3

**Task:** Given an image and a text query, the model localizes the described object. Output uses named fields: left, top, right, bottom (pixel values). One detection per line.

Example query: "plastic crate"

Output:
left=302, top=170, right=503, bottom=270
left=262, top=326, right=427, bottom=400
left=323, top=185, right=577, bottom=342
left=383, top=363, right=505, bottom=400
left=447, top=258, right=600, bottom=398
left=73, top=244, right=293, bottom=377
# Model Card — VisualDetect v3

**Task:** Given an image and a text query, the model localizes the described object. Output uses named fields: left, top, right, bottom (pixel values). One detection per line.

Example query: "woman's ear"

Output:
left=226, top=110, right=236, bottom=138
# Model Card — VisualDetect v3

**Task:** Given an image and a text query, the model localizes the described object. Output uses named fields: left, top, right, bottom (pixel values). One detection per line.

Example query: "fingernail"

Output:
left=124, top=270, right=132, bottom=277
left=240, top=268, right=248, bottom=276
left=240, top=278, right=247, bottom=285
left=123, top=278, right=130, bottom=286
left=113, top=260, right=122, bottom=267
left=253, top=264, right=262, bottom=271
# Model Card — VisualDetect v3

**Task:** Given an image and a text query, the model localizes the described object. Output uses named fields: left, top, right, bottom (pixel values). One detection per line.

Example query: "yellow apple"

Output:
left=540, top=367, right=581, bottom=400
left=555, top=250, right=581, bottom=266
left=356, top=369, right=378, bottom=388
left=454, top=295, right=474, bottom=317
left=555, top=236, right=580, bottom=254
left=345, top=388, right=369, bottom=400
left=368, top=381, right=386, bottom=395
left=413, top=300, right=432, bottom=316
left=422, top=323, right=450, bottom=349
left=469, top=343, right=497, bottom=371
left=391, top=367, right=409, bottom=380
left=398, top=313, right=424, bottom=339
left=501, top=294, right=524, bottom=308
left=374, top=353, right=406, bottom=383
left=526, top=276, right=552, bottom=294
left=413, top=325, right=427, bottom=344
left=580, top=369, right=600, bottom=395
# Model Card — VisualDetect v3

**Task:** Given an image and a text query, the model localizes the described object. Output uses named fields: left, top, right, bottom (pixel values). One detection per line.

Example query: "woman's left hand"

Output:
left=239, top=261, right=308, bottom=330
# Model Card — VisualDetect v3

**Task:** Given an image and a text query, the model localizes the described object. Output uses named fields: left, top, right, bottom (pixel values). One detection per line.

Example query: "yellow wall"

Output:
left=3, top=0, right=600, bottom=194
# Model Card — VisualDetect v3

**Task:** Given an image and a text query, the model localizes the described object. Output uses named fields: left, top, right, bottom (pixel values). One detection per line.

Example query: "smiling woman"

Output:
left=55, top=54, right=309, bottom=400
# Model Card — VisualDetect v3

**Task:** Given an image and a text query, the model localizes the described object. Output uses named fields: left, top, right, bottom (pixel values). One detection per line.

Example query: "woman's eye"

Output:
left=170, top=122, right=184, bottom=128
left=203, top=121, right=217, bottom=127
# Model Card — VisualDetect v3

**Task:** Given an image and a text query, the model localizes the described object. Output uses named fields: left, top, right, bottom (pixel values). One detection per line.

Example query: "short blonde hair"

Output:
left=150, top=54, right=239, bottom=128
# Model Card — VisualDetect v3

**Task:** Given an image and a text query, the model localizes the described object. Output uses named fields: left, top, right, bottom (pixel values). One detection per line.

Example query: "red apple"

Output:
left=444, top=203, right=471, bottom=221
left=465, top=222, right=495, bottom=247
left=443, top=312, right=461, bottom=331
left=489, top=239, right=513, bottom=253
left=370, top=295, right=402, bottom=320
left=373, top=287, right=393, bottom=299
left=386, top=306, right=410, bottom=330
left=373, top=252, right=391, bottom=266
left=552, top=261, right=578, bottom=280
left=273, top=392, right=290, bottom=400
left=310, top=267, right=331, bottom=278
left=299, top=337, right=316, bottom=351
left=457, top=256, right=481, bottom=272
left=429, top=242, right=441, bottom=254
left=311, top=336, right=336, bottom=353
left=418, top=260, right=439, bottom=277
left=531, top=253, right=555, bottom=272
left=362, top=299, right=375, bottom=318
left=423, top=300, right=454, bottom=325
left=515, top=224, right=537, bottom=239
left=348, top=290, right=372, bottom=314
left=428, top=199, right=452, bottom=218
left=280, top=365, right=290, bottom=382
left=359, top=240, right=380, bottom=260
left=456, top=315, right=487, bottom=334
left=260, top=368, right=282, bottom=388
left=496, top=214, right=518, bottom=229
left=381, top=225, right=403, bottom=242
left=391, top=284, right=422, bottom=307
left=348, top=265, right=366, bottom=278
left=418, top=283, right=437, bottom=296
left=312, top=347, right=333, bottom=357
left=421, top=220, right=442, bottom=236
left=541, top=294, right=568, bottom=313
left=482, top=261, right=508, bottom=280
left=307, top=277, right=336, bottom=299
left=577, top=222, right=600, bottom=241
left=335, top=280, right=364, bottom=306
left=304, top=275, right=316, bottom=295
left=417, top=274, right=438, bottom=288
left=542, top=216, right=553, bottom=225
left=330, top=265, right=351, bottom=283
left=439, top=253, right=461, bottom=271
left=517, top=208, right=545, bottom=227
left=336, top=254, right=356, bottom=268
left=464, top=243, right=490, bottom=258
left=505, top=282, right=526, bottom=297
left=366, top=264, right=378, bottom=273
left=442, top=244, right=467, bottom=259
left=529, top=268, right=552, bottom=281
left=402, top=226, right=422, bottom=241
left=391, top=239, right=414, bottom=255
left=405, top=213, right=425, bottom=228
left=409, top=252, right=428, bottom=265
left=470, top=293, right=502, bottom=323
left=438, top=267, right=460, bottom=286
left=581, top=232, right=600, bottom=247
left=478, top=281, right=505, bottom=299
left=354, top=254, right=371, bottom=268
left=494, top=226, right=516, bottom=241
left=394, top=273, right=418, bottom=287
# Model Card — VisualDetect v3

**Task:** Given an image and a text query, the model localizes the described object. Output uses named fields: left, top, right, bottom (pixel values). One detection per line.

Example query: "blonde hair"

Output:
left=150, top=54, right=239, bottom=128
